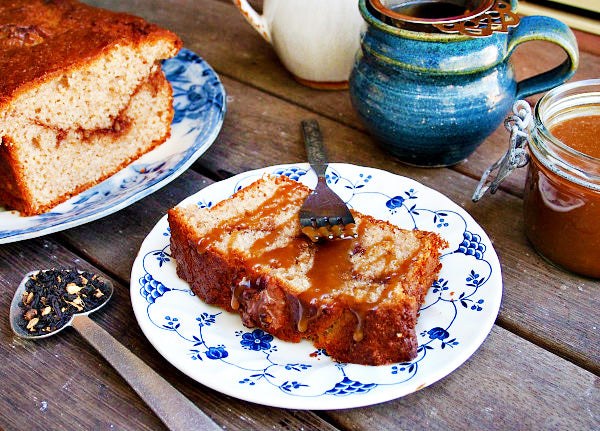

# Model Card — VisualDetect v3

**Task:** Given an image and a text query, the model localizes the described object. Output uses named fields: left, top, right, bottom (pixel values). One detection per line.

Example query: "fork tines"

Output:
left=300, top=215, right=357, bottom=243
left=299, top=119, right=357, bottom=243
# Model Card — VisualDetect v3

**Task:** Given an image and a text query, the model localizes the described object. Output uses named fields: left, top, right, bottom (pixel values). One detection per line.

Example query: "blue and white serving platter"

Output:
left=130, top=163, right=502, bottom=410
left=0, top=48, right=225, bottom=244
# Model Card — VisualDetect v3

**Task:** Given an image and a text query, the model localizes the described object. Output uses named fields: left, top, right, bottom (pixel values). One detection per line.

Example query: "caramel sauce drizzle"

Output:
left=202, top=182, right=411, bottom=340
left=230, top=277, right=250, bottom=310
left=197, top=181, right=304, bottom=252
left=301, top=223, right=357, bottom=242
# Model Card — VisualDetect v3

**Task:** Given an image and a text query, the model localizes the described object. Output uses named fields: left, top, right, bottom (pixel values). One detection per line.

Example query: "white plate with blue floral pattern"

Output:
left=130, top=163, right=502, bottom=410
left=0, top=48, right=225, bottom=244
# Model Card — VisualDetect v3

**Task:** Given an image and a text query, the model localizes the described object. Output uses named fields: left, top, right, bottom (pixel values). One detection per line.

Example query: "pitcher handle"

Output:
left=508, top=15, right=579, bottom=99
left=232, top=0, right=272, bottom=43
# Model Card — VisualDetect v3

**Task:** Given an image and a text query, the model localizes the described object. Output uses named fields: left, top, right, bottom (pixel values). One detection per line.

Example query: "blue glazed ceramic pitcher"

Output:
left=349, top=0, right=579, bottom=167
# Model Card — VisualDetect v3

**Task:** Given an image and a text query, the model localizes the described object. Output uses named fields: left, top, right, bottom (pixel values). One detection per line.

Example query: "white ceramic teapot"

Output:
left=232, top=0, right=364, bottom=89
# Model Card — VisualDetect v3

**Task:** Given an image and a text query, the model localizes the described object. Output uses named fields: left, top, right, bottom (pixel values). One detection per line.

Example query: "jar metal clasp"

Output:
left=472, top=100, right=532, bottom=201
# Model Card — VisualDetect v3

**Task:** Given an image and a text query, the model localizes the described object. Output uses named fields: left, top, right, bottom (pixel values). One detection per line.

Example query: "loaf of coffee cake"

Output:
left=168, top=175, right=447, bottom=365
left=0, top=0, right=182, bottom=215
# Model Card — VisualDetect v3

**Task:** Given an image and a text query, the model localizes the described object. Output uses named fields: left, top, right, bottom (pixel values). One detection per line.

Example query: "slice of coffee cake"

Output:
left=168, top=175, right=447, bottom=365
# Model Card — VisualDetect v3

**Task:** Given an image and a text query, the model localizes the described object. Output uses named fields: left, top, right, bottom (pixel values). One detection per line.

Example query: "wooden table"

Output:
left=1, top=1, right=598, bottom=430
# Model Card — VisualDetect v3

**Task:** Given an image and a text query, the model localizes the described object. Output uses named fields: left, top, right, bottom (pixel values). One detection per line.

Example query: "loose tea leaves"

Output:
left=17, top=269, right=111, bottom=336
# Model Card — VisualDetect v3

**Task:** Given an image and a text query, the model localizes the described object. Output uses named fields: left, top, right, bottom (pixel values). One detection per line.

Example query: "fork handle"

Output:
left=302, top=119, right=328, bottom=178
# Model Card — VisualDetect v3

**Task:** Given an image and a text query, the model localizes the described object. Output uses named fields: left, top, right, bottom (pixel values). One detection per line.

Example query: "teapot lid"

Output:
left=367, top=0, right=519, bottom=36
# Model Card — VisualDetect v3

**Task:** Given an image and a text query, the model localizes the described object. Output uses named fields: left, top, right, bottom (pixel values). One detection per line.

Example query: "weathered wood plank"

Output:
left=0, top=240, right=167, bottom=431
left=572, top=28, right=600, bottom=56
left=325, top=325, right=600, bottom=431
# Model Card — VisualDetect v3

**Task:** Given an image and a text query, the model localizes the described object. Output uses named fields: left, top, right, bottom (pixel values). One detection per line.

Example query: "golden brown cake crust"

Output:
left=0, top=0, right=182, bottom=111
left=168, top=176, right=448, bottom=365
left=0, top=136, right=28, bottom=211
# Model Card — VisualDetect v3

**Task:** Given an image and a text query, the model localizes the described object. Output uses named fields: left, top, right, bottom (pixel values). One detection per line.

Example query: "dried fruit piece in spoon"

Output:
left=17, top=269, right=111, bottom=336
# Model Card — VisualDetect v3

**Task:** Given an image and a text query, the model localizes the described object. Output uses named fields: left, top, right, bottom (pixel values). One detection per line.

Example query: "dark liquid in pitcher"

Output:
left=391, top=1, right=469, bottom=19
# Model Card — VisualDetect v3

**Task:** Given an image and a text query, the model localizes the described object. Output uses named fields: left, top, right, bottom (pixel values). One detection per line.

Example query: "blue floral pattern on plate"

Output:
left=130, top=163, right=503, bottom=410
left=0, top=48, right=226, bottom=244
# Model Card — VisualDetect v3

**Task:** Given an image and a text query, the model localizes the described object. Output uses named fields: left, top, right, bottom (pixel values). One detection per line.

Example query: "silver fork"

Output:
left=299, top=119, right=357, bottom=242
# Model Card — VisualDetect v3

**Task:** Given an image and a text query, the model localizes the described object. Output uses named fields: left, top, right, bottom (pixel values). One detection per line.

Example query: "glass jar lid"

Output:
left=531, top=78, right=600, bottom=191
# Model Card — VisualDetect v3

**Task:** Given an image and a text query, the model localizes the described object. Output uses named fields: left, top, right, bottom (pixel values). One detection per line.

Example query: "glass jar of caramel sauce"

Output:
left=523, top=79, right=600, bottom=278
